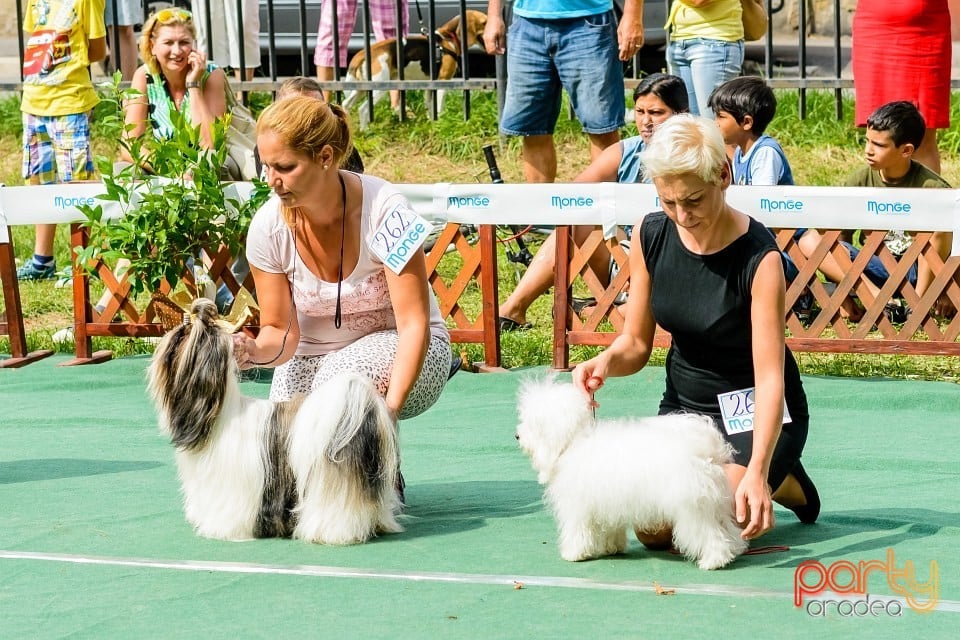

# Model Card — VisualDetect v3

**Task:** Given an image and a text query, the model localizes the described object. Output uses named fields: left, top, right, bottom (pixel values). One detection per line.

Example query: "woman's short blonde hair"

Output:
left=640, top=114, right=728, bottom=185
left=139, top=8, right=196, bottom=76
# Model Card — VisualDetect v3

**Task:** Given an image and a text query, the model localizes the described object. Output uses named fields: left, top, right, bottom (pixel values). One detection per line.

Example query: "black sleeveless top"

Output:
left=640, top=211, right=808, bottom=423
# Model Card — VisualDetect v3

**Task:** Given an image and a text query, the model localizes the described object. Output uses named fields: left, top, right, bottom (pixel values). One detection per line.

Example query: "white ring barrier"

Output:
left=2, top=182, right=959, bottom=255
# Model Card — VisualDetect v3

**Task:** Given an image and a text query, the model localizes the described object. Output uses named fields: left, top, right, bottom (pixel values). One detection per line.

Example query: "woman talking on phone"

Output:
left=118, top=8, right=232, bottom=174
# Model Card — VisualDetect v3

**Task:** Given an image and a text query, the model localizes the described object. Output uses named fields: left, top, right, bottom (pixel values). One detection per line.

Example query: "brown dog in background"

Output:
left=342, top=10, right=487, bottom=125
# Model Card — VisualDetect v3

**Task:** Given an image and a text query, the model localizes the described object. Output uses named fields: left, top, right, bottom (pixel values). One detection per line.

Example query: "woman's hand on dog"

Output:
left=572, top=362, right=605, bottom=408
left=736, top=466, right=775, bottom=540
left=232, top=333, right=254, bottom=370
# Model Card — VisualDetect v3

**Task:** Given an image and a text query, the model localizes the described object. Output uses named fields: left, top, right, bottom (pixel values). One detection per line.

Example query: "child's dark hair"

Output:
left=707, top=76, right=776, bottom=136
left=866, top=101, right=925, bottom=148
left=633, top=73, right=689, bottom=114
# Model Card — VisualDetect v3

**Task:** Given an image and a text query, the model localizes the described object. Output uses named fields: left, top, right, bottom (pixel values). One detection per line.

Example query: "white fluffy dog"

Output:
left=516, top=377, right=748, bottom=570
left=147, top=299, right=402, bottom=545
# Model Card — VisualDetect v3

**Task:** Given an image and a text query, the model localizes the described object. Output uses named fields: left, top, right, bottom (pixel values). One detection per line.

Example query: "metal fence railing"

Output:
left=6, top=2, right=958, bottom=122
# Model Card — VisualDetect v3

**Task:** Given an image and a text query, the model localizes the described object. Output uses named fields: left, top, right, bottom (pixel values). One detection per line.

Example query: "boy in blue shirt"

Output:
left=709, top=76, right=793, bottom=186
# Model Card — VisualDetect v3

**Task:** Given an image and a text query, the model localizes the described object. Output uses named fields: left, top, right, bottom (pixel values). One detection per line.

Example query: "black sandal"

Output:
left=571, top=297, right=597, bottom=317
left=499, top=317, right=532, bottom=332
left=787, top=461, right=820, bottom=524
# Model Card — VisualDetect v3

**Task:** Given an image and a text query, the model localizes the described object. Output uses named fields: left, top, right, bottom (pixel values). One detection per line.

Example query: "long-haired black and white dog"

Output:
left=147, top=298, right=402, bottom=544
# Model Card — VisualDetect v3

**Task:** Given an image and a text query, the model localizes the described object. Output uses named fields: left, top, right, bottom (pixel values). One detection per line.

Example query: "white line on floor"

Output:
left=1, top=549, right=956, bottom=613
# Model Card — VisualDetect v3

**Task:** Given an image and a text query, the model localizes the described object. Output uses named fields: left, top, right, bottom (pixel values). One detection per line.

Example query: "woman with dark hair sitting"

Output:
left=498, top=73, right=690, bottom=330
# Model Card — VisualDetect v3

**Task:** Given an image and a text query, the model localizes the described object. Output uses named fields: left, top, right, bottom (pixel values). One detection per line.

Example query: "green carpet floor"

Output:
left=1, top=354, right=958, bottom=638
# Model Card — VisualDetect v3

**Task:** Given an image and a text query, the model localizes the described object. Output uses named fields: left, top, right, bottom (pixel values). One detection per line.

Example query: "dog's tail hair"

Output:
left=324, top=374, right=398, bottom=500
left=287, top=373, right=398, bottom=503
left=289, top=373, right=401, bottom=543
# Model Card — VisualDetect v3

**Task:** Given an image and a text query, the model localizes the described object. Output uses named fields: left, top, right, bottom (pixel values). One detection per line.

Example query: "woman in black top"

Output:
left=573, top=115, right=819, bottom=545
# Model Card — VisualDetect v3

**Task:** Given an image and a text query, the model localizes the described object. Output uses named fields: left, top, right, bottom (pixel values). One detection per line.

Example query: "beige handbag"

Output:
left=741, top=0, right=769, bottom=41
left=222, top=77, right=259, bottom=181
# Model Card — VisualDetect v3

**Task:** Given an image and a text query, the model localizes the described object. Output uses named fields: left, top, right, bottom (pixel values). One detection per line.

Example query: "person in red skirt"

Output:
left=852, top=0, right=952, bottom=174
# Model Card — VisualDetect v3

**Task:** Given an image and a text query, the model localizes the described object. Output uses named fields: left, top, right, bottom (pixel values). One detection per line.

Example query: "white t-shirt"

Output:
left=246, top=174, right=449, bottom=356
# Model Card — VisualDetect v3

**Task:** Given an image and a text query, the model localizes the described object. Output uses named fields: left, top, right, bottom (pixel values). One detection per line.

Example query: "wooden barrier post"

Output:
left=425, top=223, right=504, bottom=372
left=61, top=223, right=112, bottom=366
left=0, top=228, right=54, bottom=368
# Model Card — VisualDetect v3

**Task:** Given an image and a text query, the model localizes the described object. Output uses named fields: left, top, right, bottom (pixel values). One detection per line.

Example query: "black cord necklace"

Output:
left=334, top=172, right=346, bottom=329
left=247, top=171, right=347, bottom=366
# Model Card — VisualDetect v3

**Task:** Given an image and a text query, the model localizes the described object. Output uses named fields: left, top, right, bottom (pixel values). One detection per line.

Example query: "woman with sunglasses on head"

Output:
left=233, top=96, right=451, bottom=435
left=117, top=8, right=232, bottom=175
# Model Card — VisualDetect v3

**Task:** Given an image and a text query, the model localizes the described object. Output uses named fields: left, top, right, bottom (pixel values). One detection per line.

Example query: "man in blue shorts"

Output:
left=484, top=0, right=643, bottom=185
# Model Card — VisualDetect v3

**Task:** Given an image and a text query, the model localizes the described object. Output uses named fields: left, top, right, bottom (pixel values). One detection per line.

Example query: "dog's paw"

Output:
left=695, top=544, right=743, bottom=570
left=560, top=548, right=593, bottom=562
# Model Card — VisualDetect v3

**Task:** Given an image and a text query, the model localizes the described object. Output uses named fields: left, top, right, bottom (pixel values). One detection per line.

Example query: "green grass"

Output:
left=3, top=88, right=960, bottom=381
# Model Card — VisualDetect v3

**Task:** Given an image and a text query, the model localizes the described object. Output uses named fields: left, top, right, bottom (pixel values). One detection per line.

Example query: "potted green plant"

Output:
left=75, top=73, right=270, bottom=328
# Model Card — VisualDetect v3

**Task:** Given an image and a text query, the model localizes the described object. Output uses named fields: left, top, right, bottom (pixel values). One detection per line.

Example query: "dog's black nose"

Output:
left=514, top=434, right=519, bottom=440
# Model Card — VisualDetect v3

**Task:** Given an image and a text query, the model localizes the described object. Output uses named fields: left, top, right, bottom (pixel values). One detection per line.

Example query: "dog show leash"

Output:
left=412, top=0, right=429, bottom=35
left=587, top=376, right=604, bottom=420
left=246, top=174, right=348, bottom=366
left=409, top=0, right=466, bottom=75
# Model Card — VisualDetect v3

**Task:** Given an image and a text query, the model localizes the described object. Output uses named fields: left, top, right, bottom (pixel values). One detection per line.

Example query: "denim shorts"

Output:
left=840, top=241, right=918, bottom=290
left=500, top=11, right=625, bottom=136
left=666, top=37, right=744, bottom=117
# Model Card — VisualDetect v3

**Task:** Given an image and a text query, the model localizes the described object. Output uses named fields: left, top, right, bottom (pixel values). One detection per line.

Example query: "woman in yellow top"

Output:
left=665, top=0, right=745, bottom=118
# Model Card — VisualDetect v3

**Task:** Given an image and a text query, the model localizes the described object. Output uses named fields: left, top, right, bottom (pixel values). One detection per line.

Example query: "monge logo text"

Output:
left=759, top=198, right=804, bottom=212
left=447, top=195, right=490, bottom=208
left=867, top=200, right=911, bottom=215
left=550, top=195, right=594, bottom=209
left=54, top=196, right=95, bottom=209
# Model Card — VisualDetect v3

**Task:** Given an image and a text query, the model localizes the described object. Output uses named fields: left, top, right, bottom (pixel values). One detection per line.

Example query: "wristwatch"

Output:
left=186, top=81, right=201, bottom=90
